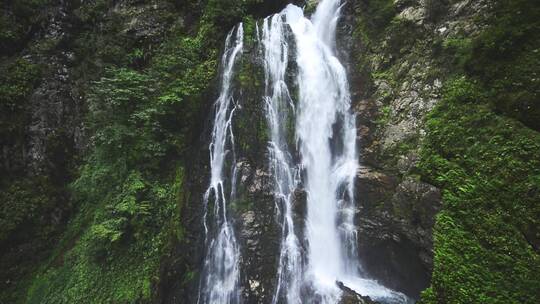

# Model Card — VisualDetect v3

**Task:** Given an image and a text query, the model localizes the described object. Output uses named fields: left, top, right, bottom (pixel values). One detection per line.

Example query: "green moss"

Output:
left=0, top=0, right=51, bottom=54
left=379, top=134, right=420, bottom=172
left=7, top=0, right=249, bottom=300
left=203, top=0, right=263, bottom=31
left=0, top=57, right=42, bottom=147
left=25, top=169, right=181, bottom=303
left=352, top=0, right=397, bottom=83
left=242, top=15, right=258, bottom=49
left=442, top=37, right=473, bottom=71
left=385, top=17, right=423, bottom=57
left=417, top=77, right=540, bottom=303
left=231, top=199, right=253, bottom=213
left=0, top=177, right=60, bottom=244
left=353, top=0, right=396, bottom=44
left=21, top=63, right=187, bottom=302
left=376, top=105, right=392, bottom=125
left=73, top=0, right=109, bottom=23
left=414, top=3, right=540, bottom=302
left=0, top=176, right=67, bottom=304
left=0, top=57, right=48, bottom=303
left=452, top=0, right=540, bottom=130
left=26, top=238, right=158, bottom=303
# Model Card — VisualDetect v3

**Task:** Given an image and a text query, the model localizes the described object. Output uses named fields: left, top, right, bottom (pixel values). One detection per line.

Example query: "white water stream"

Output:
left=283, top=2, right=356, bottom=302
left=199, top=1, right=411, bottom=303
left=261, top=13, right=303, bottom=304
left=199, top=24, right=244, bottom=304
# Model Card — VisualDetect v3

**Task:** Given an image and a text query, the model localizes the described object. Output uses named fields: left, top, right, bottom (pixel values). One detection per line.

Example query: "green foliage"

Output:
left=353, top=2, right=420, bottom=97
left=26, top=158, right=182, bottom=304
left=26, top=231, right=158, bottom=304
left=441, top=75, right=484, bottom=104
left=376, top=105, right=392, bottom=125
left=22, top=0, right=222, bottom=297
left=87, top=218, right=127, bottom=260
left=24, top=160, right=184, bottom=303
left=4, top=0, right=291, bottom=302
left=85, top=68, right=167, bottom=169
left=442, top=37, right=473, bottom=71
left=73, top=0, right=109, bottom=24
left=70, top=0, right=149, bottom=80
left=230, top=199, right=252, bottom=213
left=385, top=17, right=422, bottom=57
left=0, top=175, right=68, bottom=303
left=420, top=7, right=540, bottom=300
left=233, top=54, right=269, bottom=161
left=0, top=0, right=51, bottom=54
left=151, top=29, right=218, bottom=120
left=0, top=177, right=60, bottom=243
left=203, top=0, right=263, bottom=31
left=417, top=77, right=540, bottom=303
left=353, top=0, right=397, bottom=44
left=0, top=56, right=48, bottom=303
left=0, top=57, right=41, bottom=103
left=242, top=15, right=258, bottom=49
left=450, top=0, right=540, bottom=130
left=0, top=57, right=41, bottom=147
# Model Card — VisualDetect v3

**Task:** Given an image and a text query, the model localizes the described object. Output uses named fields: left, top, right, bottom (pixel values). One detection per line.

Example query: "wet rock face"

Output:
left=183, top=0, right=493, bottom=302
left=291, top=187, right=307, bottom=241
left=114, top=2, right=171, bottom=41
left=4, top=0, right=181, bottom=177
left=355, top=167, right=441, bottom=298
left=332, top=0, right=490, bottom=300
left=28, top=55, right=83, bottom=174
left=337, top=281, right=379, bottom=304
left=234, top=161, right=280, bottom=303
left=0, top=1, right=84, bottom=176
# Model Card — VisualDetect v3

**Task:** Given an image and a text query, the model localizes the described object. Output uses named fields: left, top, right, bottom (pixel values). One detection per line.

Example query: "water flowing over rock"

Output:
left=3, top=0, right=538, bottom=303
left=260, top=12, right=303, bottom=304
left=198, top=24, right=244, bottom=304
left=198, top=1, right=411, bottom=303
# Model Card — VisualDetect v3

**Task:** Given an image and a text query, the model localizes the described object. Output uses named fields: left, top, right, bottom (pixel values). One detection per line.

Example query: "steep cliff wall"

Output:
left=343, top=0, right=540, bottom=302
left=0, top=1, right=294, bottom=303
left=1, top=0, right=538, bottom=303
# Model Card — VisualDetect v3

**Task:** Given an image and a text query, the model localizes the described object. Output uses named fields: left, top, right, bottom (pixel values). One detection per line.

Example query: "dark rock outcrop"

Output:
left=235, top=161, right=281, bottom=303
left=337, top=281, right=378, bottom=304
left=354, top=167, right=441, bottom=298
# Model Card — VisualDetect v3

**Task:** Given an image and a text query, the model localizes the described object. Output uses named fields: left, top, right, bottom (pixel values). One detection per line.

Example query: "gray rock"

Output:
left=354, top=165, right=441, bottom=298
left=397, top=6, right=426, bottom=25
left=337, top=281, right=379, bottom=304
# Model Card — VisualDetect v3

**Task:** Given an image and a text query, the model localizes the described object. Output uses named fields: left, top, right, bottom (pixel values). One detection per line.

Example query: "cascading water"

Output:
left=261, top=14, right=303, bottom=304
left=199, top=1, right=411, bottom=303
left=198, top=24, right=244, bottom=304
left=283, top=3, right=355, bottom=302
left=260, top=1, right=410, bottom=303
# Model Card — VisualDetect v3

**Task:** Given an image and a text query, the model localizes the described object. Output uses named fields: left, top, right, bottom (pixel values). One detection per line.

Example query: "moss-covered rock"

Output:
left=346, top=0, right=540, bottom=302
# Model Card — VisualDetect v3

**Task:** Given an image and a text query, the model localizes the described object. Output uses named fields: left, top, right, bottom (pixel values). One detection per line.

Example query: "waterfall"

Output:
left=283, top=2, right=410, bottom=302
left=198, top=24, right=244, bottom=304
left=199, top=1, right=411, bottom=303
left=261, top=13, right=303, bottom=304
left=262, top=1, right=410, bottom=302
left=283, top=3, right=354, bottom=302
